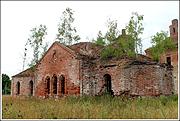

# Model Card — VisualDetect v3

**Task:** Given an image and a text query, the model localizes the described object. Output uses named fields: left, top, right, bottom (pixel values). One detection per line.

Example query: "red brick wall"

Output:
left=35, top=43, right=80, bottom=97
left=169, top=19, right=178, bottom=44
left=11, top=76, right=35, bottom=96
left=124, top=64, right=173, bottom=96
left=145, top=19, right=178, bottom=94
left=160, top=49, right=178, bottom=93
left=11, top=42, right=174, bottom=97
left=81, top=59, right=174, bottom=96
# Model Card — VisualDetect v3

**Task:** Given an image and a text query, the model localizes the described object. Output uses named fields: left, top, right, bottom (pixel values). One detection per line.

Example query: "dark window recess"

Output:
left=103, top=74, right=113, bottom=94
left=52, top=75, right=58, bottom=94
left=166, top=57, right=171, bottom=65
left=60, top=75, right=65, bottom=94
left=173, top=28, right=175, bottom=33
left=29, top=80, right=33, bottom=96
left=17, top=82, right=20, bottom=95
left=46, top=77, right=50, bottom=94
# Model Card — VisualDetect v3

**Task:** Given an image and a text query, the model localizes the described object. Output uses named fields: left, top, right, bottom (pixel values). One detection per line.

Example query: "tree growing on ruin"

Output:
left=105, top=18, right=120, bottom=44
left=150, top=31, right=176, bottom=61
left=94, top=18, right=120, bottom=46
left=93, top=12, right=144, bottom=59
left=57, top=7, right=80, bottom=45
left=23, top=24, right=48, bottom=69
left=125, top=12, right=144, bottom=56
left=93, top=18, right=121, bottom=59
left=100, top=35, right=136, bottom=59
left=22, top=41, right=28, bottom=70
left=94, top=30, right=106, bottom=46
left=96, top=12, right=144, bottom=59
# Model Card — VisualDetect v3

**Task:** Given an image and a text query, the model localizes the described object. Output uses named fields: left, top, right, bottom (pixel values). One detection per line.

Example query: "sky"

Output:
left=1, top=1, right=179, bottom=78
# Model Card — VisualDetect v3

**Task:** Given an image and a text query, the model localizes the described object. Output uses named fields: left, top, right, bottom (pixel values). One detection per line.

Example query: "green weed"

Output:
left=2, top=95, right=178, bottom=119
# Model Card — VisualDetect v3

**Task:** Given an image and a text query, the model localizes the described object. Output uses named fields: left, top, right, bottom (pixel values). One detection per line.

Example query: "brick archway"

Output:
left=103, top=74, right=112, bottom=94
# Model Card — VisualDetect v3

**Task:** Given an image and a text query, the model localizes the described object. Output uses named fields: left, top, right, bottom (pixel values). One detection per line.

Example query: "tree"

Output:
left=116, top=35, right=136, bottom=58
left=93, top=18, right=121, bottom=59
left=94, top=31, right=106, bottom=46
left=22, top=41, right=28, bottom=70
left=125, top=12, right=144, bottom=55
left=100, top=35, right=136, bottom=59
left=105, top=18, right=120, bottom=44
left=28, top=24, right=47, bottom=66
left=57, top=7, right=80, bottom=45
left=40, top=42, right=49, bottom=58
left=94, top=18, right=120, bottom=46
left=98, top=15, right=143, bottom=59
left=93, top=12, right=144, bottom=59
left=2, top=74, right=11, bottom=95
left=101, top=45, right=116, bottom=59
left=150, top=31, right=176, bottom=61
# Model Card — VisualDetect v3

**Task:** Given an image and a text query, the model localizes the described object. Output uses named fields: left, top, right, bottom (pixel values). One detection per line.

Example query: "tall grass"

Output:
left=2, top=95, right=178, bottom=119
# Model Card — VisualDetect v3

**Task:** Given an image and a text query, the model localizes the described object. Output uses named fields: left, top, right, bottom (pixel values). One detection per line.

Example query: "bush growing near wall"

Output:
left=150, top=31, right=176, bottom=61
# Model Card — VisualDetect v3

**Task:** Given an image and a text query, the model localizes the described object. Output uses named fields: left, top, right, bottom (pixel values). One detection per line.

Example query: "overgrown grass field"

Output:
left=2, top=95, right=178, bottom=119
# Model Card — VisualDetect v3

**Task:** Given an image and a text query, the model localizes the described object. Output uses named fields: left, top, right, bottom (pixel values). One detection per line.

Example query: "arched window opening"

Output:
left=103, top=74, right=112, bottom=94
left=16, top=81, right=20, bottom=95
left=29, top=80, right=33, bottom=96
left=45, top=76, right=50, bottom=95
left=60, top=75, right=65, bottom=94
left=52, top=75, right=58, bottom=94
left=173, top=27, right=175, bottom=33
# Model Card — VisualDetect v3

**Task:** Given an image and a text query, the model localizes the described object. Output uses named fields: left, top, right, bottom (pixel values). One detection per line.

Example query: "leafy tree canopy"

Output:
left=94, top=31, right=106, bottom=46
left=23, top=24, right=48, bottom=69
left=150, top=31, right=176, bottom=61
left=125, top=12, right=144, bottom=55
left=57, top=7, right=80, bottom=45
left=2, top=74, right=11, bottom=95
left=94, top=12, right=144, bottom=59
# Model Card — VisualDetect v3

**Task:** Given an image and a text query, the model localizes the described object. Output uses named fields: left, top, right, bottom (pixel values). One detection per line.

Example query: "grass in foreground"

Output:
left=2, top=95, right=178, bottom=119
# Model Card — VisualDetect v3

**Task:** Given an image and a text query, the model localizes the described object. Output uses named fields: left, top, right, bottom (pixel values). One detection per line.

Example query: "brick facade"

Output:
left=12, top=41, right=174, bottom=97
left=80, top=58, right=174, bottom=96
left=145, top=19, right=178, bottom=94
left=11, top=68, right=35, bottom=96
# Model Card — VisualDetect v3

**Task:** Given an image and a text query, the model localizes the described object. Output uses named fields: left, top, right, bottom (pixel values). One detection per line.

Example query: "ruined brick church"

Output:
left=11, top=19, right=178, bottom=98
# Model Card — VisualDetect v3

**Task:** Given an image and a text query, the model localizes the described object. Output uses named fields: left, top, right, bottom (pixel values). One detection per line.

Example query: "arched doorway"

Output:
left=52, top=74, right=58, bottom=95
left=45, top=76, right=50, bottom=95
left=29, top=80, right=33, bottom=96
left=103, top=74, right=112, bottom=94
left=60, top=75, right=65, bottom=94
left=16, top=81, right=20, bottom=95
